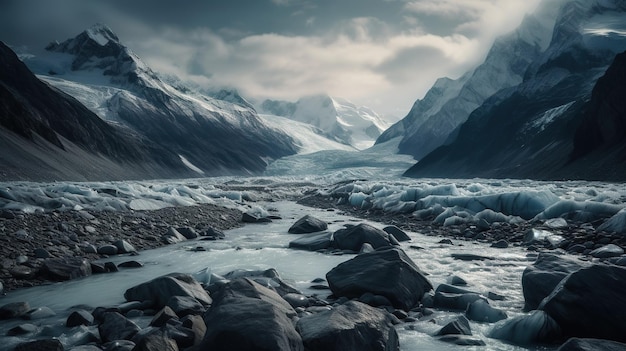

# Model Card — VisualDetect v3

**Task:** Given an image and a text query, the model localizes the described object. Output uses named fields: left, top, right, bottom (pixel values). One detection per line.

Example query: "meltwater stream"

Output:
left=0, top=201, right=543, bottom=350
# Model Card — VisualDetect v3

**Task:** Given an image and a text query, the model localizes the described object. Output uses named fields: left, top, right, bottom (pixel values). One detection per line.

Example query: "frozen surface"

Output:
left=1, top=176, right=625, bottom=232
left=0, top=201, right=539, bottom=350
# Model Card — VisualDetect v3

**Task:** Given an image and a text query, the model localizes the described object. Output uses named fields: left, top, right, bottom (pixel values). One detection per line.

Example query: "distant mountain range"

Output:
left=259, top=95, right=390, bottom=150
left=0, top=24, right=298, bottom=181
left=388, top=0, right=626, bottom=181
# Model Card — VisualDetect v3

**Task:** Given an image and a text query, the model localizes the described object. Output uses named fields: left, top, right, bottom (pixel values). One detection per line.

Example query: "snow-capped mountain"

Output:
left=23, top=24, right=297, bottom=176
left=406, top=0, right=626, bottom=181
left=0, top=41, right=190, bottom=181
left=259, top=95, right=390, bottom=150
left=377, top=0, right=562, bottom=160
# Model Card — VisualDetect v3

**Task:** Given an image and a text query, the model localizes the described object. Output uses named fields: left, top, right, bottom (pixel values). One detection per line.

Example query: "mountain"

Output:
left=259, top=95, right=390, bottom=150
left=23, top=24, right=297, bottom=177
left=405, top=0, right=626, bottom=181
left=377, top=0, right=561, bottom=159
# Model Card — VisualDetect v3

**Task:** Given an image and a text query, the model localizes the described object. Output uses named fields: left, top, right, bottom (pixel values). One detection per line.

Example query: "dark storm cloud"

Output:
left=0, top=0, right=542, bottom=117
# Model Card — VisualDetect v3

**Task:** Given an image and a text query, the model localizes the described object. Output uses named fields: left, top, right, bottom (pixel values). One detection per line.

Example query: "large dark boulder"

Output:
left=288, top=215, right=328, bottom=234
left=296, top=300, right=399, bottom=351
left=540, top=264, right=626, bottom=343
left=199, top=278, right=303, bottom=351
left=124, top=273, right=212, bottom=309
left=557, top=337, right=626, bottom=351
left=14, top=339, right=63, bottom=351
left=98, top=311, right=141, bottom=343
left=41, top=257, right=92, bottom=281
left=522, top=253, right=589, bottom=311
left=489, top=310, right=562, bottom=345
left=288, top=232, right=333, bottom=251
left=333, top=224, right=396, bottom=252
left=326, top=247, right=432, bottom=311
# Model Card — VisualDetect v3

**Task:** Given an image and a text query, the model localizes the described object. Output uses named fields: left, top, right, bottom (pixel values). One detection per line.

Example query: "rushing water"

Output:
left=0, top=199, right=555, bottom=350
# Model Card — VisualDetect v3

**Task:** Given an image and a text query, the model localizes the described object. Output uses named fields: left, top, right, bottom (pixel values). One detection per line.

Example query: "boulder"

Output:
left=166, top=296, right=206, bottom=317
left=162, top=227, right=187, bottom=244
left=289, top=232, right=333, bottom=251
left=150, top=306, right=178, bottom=327
left=489, top=310, right=562, bottom=345
left=66, top=309, right=94, bottom=327
left=288, top=215, right=328, bottom=234
left=7, top=323, right=37, bottom=336
left=383, top=225, right=411, bottom=242
left=176, top=227, right=198, bottom=239
left=296, top=300, right=399, bottom=351
left=222, top=268, right=300, bottom=297
left=124, top=273, right=212, bottom=309
left=201, top=226, right=225, bottom=239
left=326, top=247, right=432, bottom=311
left=133, top=330, right=179, bottom=351
left=24, top=306, right=56, bottom=320
left=589, top=244, right=624, bottom=258
left=465, top=299, right=507, bottom=323
left=522, top=253, right=589, bottom=311
left=198, top=278, right=302, bottom=351
left=433, top=291, right=484, bottom=311
left=540, top=264, right=626, bottom=343
left=332, top=223, right=395, bottom=251
left=97, top=244, right=119, bottom=255
left=436, top=316, right=472, bottom=336
left=14, top=339, right=63, bottom=351
left=438, top=335, right=486, bottom=346
left=41, top=257, right=92, bottom=281
left=0, top=301, right=30, bottom=319
left=181, top=314, right=207, bottom=347
left=113, top=240, right=136, bottom=254
left=98, top=311, right=141, bottom=343
left=557, top=337, right=626, bottom=351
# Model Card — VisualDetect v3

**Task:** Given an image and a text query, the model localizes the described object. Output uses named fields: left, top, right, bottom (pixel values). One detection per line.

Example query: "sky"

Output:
left=1, top=0, right=542, bottom=119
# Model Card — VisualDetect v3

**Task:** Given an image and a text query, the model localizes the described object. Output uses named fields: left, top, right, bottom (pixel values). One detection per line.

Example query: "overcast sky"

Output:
left=1, top=0, right=542, bottom=119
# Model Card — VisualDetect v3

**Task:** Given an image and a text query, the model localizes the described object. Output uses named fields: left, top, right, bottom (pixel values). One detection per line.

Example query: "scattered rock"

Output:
left=97, top=244, right=119, bottom=255
left=176, top=227, right=198, bottom=239
left=150, top=306, right=178, bottom=327
left=451, top=253, right=493, bottom=261
left=24, top=306, right=56, bottom=320
left=199, top=278, right=302, bottom=351
left=113, top=240, right=136, bottom=254
left=14, top=339, right=63, bottom=351
left=41, top=257, right=92, bottom=281
left=490, top=239, right=509, bottom=248
left=522, top=253, right=589, bottom=311
left=242, top=212, right=272, bottom=223
left=383, top=225, right=411, bottom=242
left=161, top=227, right=187, bottom=244
left=465, top=299, right=507, bottom=323
left=7, top=323, right=37, bottom=336
left=66, top=309, right=94, bottom=327
left=166, top=296, right=206, bottom=317
left=332, top=223, right=396, bottom=252
left=0, top=301, right=30, bottom=319
left=540, top=264, right=626, bottom=343
left=327, top=247, right=432, bottom=311
left=98, top=311, right=141, bottom=343
left=133, top=329, right=179, bottom=351
left=124, top=273, right=212, bottom=309
left=297, top=300, right=399, bottom=351
left=34, top=248, right=51, bottom=259
left=589, top=244, right=624, bottom=258
left=118, top=260, right=143, bottom=268
left=490, top=310, right=562, bottom=345
left=10, top=265, right=35, bottom=279
left=557, top=337, right=626, bottom=351
left=288, top=232, right=333, bottom=251
left=288, top=215, right=328, bottom=234
left=436, top=315, right=472, bottom=336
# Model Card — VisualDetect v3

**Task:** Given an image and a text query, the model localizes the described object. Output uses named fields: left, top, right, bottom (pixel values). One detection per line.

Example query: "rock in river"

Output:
left=288, top=215, right=328, bottom=234
left=124, top=273, right=212, bottom=309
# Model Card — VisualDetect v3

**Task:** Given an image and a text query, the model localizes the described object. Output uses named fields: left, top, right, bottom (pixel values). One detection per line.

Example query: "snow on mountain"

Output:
left=406, top=0, right=626, bottom=181
left=259, top=114, right=355, bottom=155
left=379, top=0, right=562, bottom=160
left=22, top=24, right=297, bottom=176
left=259, top=95, right=390, bottom=150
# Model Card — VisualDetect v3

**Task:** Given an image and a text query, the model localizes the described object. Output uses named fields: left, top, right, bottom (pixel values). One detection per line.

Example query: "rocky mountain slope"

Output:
left=0, top=41, right=191, bottom=181
left=377, top=0, right=561, bottom=159
left=405, top=0, right=626, bottom=181
left=23, top=24, right=296, bottom=177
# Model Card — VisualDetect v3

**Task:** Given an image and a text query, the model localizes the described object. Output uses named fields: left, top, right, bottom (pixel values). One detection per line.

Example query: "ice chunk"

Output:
left=598, top=208, right=626, bottom=233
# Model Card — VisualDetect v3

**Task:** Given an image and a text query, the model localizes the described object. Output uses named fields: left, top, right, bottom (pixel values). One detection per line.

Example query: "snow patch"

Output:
left=179, top=155, right=205, bottom=174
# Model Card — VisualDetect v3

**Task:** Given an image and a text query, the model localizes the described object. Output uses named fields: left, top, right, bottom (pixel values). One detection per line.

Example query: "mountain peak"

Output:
left=85, top=23, right=119, bottom=46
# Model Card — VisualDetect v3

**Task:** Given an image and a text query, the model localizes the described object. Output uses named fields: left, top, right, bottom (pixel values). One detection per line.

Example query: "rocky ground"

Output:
left=0, top=204, right=242, bottom=293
